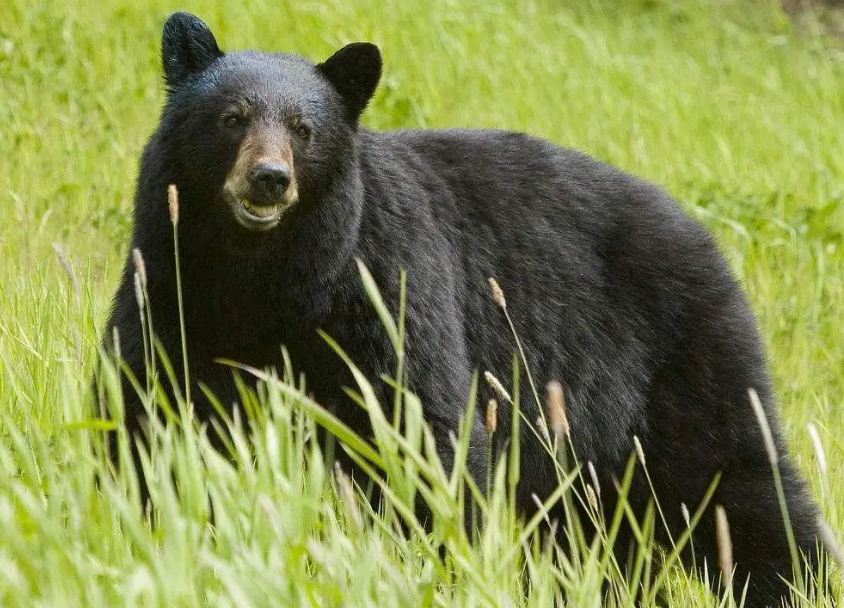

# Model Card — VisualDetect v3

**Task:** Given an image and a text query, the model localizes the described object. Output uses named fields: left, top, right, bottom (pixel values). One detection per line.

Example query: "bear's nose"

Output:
left=250, top=162, right=291, bottom=197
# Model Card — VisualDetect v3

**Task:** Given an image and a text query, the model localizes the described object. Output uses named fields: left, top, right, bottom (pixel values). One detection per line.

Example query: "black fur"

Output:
left=99, top=13, right=822, bottom=607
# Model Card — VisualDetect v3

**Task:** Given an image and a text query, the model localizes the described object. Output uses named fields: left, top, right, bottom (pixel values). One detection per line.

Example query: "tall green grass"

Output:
left=0, top=0, right=842, bottom=605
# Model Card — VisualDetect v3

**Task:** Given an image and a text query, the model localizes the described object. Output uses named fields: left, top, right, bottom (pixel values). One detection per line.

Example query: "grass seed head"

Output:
left=484, top=371, right=513, bottom=405
left=748, top=388, right=778, bottom=466
left=633, top=435, right=646, bottom=468
left=587, top=461, right=601, bottom=500
left=807, top=422, right=828, bottom=477
left=546, top=380, right=569, bottom=438
left=133, top=272, right=145, bottom=311
left=132, top=248, right=147, bottom=287
left=586, top=484, right=599, bottom=511
left=168, top=183, right=180, bottom=225
left=715, top=505, right=734, bottom=589
left=487, top=277, right=506, bottom=310
left=485, top=398, right=498, bottom=434
left=537, top=416, right=551, bottom=445
left=818, top=516, right=844, bottom=569
left=531, top=493, right=553, bottom=526
left=111, top=327, right=122, bottom=361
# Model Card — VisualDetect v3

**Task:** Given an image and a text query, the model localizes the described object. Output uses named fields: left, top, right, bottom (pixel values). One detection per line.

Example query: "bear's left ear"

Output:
left=317, top=43, right=382, bottom=124
left=162, top=12, right=223, bottom=88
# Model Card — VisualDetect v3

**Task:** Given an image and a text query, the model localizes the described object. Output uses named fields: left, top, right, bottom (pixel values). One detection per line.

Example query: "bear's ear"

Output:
left=161, top=12, right=223, bottom=88
left=317, top=43, right=382, bottom=124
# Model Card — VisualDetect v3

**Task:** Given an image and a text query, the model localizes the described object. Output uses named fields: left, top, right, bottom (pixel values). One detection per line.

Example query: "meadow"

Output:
left=0, top=0, right=842, bottom=605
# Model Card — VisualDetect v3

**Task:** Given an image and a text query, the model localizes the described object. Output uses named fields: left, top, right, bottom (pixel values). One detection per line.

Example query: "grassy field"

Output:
left=0, top=0, right=843, bottom=605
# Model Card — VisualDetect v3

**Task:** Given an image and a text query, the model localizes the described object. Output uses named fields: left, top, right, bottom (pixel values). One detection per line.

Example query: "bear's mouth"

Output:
left=242, top=199, right=279, bottom=220
left=234, top=198, right=282, bottom=231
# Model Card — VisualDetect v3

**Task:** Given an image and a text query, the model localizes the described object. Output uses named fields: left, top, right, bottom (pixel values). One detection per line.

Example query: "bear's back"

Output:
left=358, top=127, right=731, bottom=314
left=351, top=127, right=750, bottom=469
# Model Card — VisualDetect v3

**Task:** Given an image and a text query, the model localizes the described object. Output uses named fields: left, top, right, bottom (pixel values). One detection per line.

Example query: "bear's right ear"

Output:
left=161, top=12, right=223, bottom=88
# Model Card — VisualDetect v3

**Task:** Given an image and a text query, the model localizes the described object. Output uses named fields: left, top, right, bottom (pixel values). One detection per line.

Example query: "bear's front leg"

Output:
left=400, top=328, right=489, bottom=536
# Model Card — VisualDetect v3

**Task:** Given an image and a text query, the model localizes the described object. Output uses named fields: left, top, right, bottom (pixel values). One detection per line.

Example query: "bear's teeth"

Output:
left=241, top=200, right=278, bottom=219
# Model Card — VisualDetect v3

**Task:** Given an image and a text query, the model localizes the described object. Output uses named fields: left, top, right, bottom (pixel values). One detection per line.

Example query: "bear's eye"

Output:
left=223, top=114, right=242, bottom=128
left=294, top=123, right=311, bottom=139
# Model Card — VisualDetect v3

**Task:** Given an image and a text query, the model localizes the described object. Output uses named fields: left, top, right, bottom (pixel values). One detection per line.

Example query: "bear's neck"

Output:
left=132, top=148, right=367, bottom=339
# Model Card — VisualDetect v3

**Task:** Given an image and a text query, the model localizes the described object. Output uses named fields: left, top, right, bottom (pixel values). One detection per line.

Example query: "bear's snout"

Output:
left=249, top=162, right=291, bottom=202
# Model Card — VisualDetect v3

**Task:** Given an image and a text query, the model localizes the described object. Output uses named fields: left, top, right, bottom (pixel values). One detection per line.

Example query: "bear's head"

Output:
left=157, top=12, right=381, bottom=235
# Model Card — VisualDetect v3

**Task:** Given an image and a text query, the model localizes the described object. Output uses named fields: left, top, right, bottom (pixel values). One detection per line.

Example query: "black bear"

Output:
left=99, top=12, right=824, bottom=606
